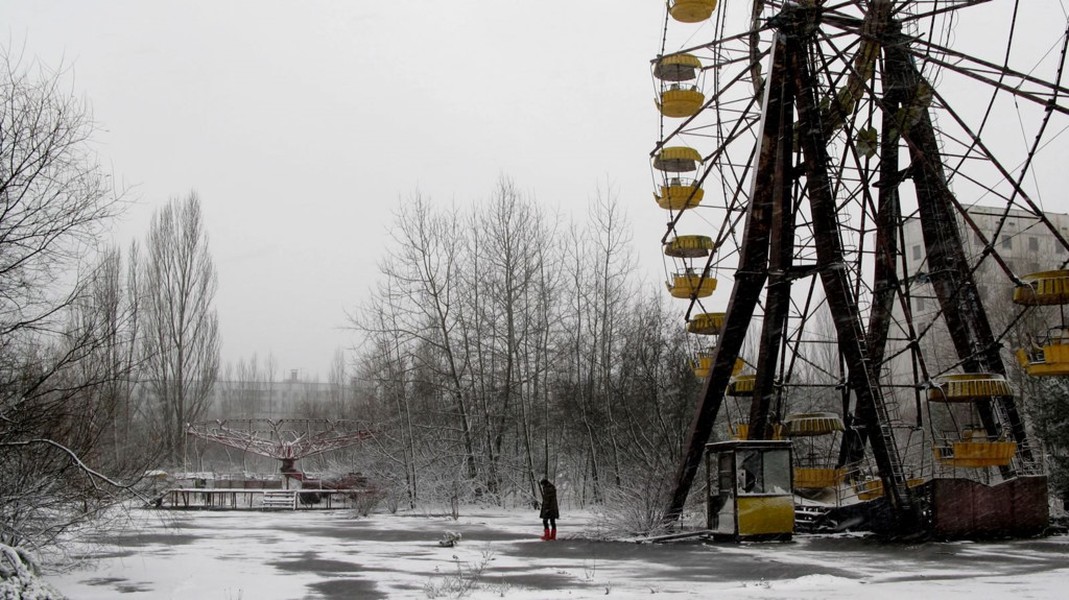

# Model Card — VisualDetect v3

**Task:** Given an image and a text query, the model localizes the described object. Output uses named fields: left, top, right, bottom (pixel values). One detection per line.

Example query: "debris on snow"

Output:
left=438, top=531, right=462, bottom=547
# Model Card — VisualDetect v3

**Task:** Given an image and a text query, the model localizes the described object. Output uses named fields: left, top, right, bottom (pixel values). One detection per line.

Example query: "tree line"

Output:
left=0, top=54, right=220, bottom=548
left=349, top=180, right=702, bottom=519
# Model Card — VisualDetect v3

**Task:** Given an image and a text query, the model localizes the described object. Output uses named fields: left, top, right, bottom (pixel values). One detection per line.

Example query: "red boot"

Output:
left=550, top=527, right=557, bottom=540
left=540, top=528, right=551, bottom=541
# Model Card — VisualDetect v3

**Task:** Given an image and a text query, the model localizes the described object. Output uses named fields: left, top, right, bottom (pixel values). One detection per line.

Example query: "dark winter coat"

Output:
left=539, top=481, right=559, bottom=520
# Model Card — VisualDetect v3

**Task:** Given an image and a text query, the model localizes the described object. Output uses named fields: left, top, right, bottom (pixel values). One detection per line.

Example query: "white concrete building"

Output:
left=902, top=205, right=1069, bottom=316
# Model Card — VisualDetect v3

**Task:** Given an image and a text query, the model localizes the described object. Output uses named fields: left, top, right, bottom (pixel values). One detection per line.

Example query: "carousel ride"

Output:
left=652, top=0, right=1069, bottom=539
left=186, top=419, right=373, bottom=503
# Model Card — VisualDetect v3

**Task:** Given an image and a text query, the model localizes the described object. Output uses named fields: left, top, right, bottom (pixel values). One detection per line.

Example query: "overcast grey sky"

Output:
left=7, top=1, right=1069, bottom=379
left=7, top=1, right=674, bottom=379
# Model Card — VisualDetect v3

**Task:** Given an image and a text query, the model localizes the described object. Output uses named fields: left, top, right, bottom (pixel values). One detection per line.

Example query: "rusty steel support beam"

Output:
left=748, top=38, right=797, bottom=441
left=884, top=30, right=1032, bottom=467
left=847, top=21, right=905, bottom=468
left=663, top=35, right=790, bottom=522
left=866, top=104, right=903, bottom=368
left=840, top=109, right=902, bottom=468
left=791, top=26, right=917, bottom=527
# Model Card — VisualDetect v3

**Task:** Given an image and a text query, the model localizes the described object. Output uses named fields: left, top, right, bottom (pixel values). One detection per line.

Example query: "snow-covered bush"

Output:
left=588, top=476, right=677, bottom=540
left=585, top=464, right=709, bottom=540
left=0, top=544, right=65, bottom=600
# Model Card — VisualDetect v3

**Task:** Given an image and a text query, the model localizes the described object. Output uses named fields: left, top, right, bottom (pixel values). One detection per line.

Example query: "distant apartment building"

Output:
left=902, top=205, right=1069, bottom=316
left=205, top=370, right=366, bottom=420
left=885, top=205, right=1069, bottom=422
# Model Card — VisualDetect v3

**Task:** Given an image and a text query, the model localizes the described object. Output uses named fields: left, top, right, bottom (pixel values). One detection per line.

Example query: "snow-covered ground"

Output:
left=46, top=507, right=1069, bottom=599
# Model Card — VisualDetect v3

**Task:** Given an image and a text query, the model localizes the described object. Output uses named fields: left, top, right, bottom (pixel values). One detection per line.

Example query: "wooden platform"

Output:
left=154, top=487, right=371, bottom=510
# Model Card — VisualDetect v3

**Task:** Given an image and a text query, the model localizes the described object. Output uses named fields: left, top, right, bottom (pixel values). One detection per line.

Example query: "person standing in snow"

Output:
left=539, top=478, right=559, bottom=540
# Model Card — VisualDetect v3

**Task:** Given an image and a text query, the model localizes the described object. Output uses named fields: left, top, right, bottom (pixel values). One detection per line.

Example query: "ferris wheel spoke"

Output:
left=896, top=0, right=997, bottom=24
left=923, top=83, right=1069, bottom=256
left=912, top=50, right=1069, bottom=117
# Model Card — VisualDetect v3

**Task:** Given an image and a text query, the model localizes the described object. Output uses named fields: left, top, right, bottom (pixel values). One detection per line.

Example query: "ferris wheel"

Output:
left=652, top=1, right=1069, bottom=535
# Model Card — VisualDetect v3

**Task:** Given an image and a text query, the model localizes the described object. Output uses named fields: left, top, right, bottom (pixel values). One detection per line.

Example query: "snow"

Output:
left=1, top=544, right=64, bottom=600
left=45, top=507, right=1069, bottom=599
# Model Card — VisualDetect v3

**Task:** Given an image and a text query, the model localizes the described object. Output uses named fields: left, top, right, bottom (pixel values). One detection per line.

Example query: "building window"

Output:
left=915, top=297, right=926, bottom=311
left=1002, top=237, right=1013, bottom=250
left=1028, top=237, right=1039, bottom=252
left=912, top=245, right=922, bottom=261
left=1057, top=244, right=1066, bottom=254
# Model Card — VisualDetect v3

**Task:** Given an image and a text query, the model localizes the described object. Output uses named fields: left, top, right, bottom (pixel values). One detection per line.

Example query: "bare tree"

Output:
left=556, top=183, right=635, bottom=503
left=264, top=352, right=278, bottom=416
left=141, top=192, right=220, bottom=466
left=347, top=179, right=696, bottom=515
left=234, top=353, right=263, bottom=418
left=1, top=254, right=146, bottom=549
left=391, top=195, right=477, bottom=479
left=85, top=244, right=144, bottom=464
left=0, top=51, right=118, bottom=347
left=0, top=50, right=143, bottom=548
left=349, top=193, right=487, bottom=508
left=355, top=295, right=421, bottom=509
left=327, top=347, right=350, bottom=418
left=467, top=177, right=567, bottom=501
left=588, top=182, right=635, bottom=488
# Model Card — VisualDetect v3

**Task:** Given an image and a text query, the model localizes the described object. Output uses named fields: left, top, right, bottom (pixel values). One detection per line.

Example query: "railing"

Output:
left=155, top=487, right=374, bottom=510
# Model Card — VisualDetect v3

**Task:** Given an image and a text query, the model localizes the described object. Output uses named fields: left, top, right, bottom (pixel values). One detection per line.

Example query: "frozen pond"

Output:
left=48, top=508, right=1069, bottom=599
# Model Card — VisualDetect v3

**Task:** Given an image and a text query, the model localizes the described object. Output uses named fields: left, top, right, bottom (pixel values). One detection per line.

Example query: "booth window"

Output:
left=736, top=448, right=791, bottom=495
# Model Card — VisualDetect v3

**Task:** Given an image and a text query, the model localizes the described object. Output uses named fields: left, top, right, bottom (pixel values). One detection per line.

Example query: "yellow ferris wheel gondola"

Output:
left=722, top=369, right=786, bottom=439
left=653, top=146, right=701, bottom=172
left=687, top=312, right=726, bottom=335
left=656, top=184, right=704, bottom=210
left=1013, top=270, right=1069, bottom=376
left=663, top=235, right=715, bottom=258
left=1016, top=336, right=1069, bottom=376
left=784, top=412, right=845, bottom=490
left=652, top=147, right=704, bottom=211
left=692, top=348, right=713, bottom=378
left=926, top=373, right=1013, bottom=402
left=1012, top=269, right=1069, bottom=306
left=654, top=53, right=705, bottom=118
left=784, top=412, right=845, bottom=437
left=667, top=270, right=717, bottom=298
left=726, top=373, right=755, bottom=397
left=928, top=374, right=1018, bottom=468
left=693, top=353, right=743, bottom=380
left=668, top=0, right=719, bottom=24
left=933, top=438, right=1018, bottom=468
